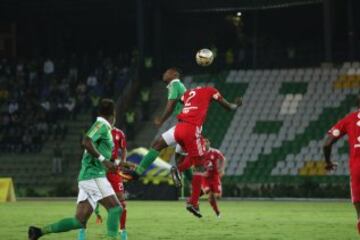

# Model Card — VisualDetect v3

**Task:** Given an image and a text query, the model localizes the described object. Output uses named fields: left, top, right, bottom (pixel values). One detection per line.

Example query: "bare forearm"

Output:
left=160, top=110, right=173, bottom=124
left=218, top=98, right=241, bottom=111
left=121, top=149, right=127, bottom=162
left=323, top=145, right=332, bottom=163
left=83, top=137, right=102, bottom=159
left=159, top=100, right=177, bottom=124
left=219, top=159, right=226, bottom=174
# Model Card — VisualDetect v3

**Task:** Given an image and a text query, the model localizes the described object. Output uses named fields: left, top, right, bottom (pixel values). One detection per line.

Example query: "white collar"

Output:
left=97, top=117, right=112, bottom=129
left=167, top=79, right=181, bottom=88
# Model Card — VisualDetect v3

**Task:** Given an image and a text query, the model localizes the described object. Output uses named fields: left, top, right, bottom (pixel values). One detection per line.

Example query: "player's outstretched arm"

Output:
left=217, top=97, right=242, bottom=111
left=83, top=136, right=116, bottom=172
left=323, top=135, right=339, bottom=171
left=154, top=99, right=177, bottom=127
left=219, top=157, right=226, bottom=177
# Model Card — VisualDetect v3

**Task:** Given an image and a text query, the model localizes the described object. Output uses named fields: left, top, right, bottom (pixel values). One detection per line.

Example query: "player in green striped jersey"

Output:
left=28, top=99, right=122, bottom=240
left=134, top=68, right=192, bottom=184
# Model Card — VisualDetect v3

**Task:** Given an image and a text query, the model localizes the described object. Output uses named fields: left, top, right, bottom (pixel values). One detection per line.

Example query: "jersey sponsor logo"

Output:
left=213, top=92, right=221, bottom=100
left=332, top=129, right=340, bottom=137
left=357, top=121, right=360, bottom=127
left=88, top=124, right=102, bottom=137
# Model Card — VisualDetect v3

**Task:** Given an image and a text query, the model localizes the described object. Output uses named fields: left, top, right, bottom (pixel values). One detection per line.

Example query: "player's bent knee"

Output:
left=151, top=137, right=168, bottom=151
left=120, top=200, right=127, bottom=209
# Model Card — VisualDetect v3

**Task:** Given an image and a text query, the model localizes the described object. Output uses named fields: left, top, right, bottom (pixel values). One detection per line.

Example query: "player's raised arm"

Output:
left=217, top=96, right=242, bottom=111
left=154, top=68, right=186, bottom=128
left=154, top=99, right=177, bottom=127
left=219, top=155, right=226, bottom=177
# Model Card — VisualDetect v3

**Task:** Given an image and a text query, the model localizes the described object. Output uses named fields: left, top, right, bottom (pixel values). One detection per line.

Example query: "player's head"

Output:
left=98, top=98, right=116, bottom=124
left=204, top=138, right=211, bottom=151
left=162, top=67, right=181, bottom=84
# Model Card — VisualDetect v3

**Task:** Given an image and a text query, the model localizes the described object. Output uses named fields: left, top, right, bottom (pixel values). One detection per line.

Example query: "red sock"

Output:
left=209, top=197, right=220, bottom=215
left=357, top=220, right=360, bottom=234
left=189, top=174, right=202, bottom=207
left=120, top=201, right=127, bottom=230
left=177, top=156, right=192, bottom=172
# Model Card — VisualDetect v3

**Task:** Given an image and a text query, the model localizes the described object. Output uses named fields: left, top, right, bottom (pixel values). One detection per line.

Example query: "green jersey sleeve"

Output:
left=86, top=122, right=105, bottom=142
left=168, top=81, right=186, bottom=100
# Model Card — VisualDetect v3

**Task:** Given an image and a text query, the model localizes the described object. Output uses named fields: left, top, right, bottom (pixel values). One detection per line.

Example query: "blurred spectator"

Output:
left=86, top=72, right=98, bottom=90
left=90, top=91, right=101, bottom=120
left=52, top=142, right=63, bottom=174
left=8, top=100, right=19, bottom=114
left=125, top=108, right=136, bottom=141
left=140, top=88, right=150, bottom=121
left=225, top=48, right=234, bottom=68
left=76, top=81, right=87, bottom=112
left=43, top=58, right=55, bottom=75
left=0, top=53, right=132, bottom=154
left=22, top=131, right=33, bottom=153
left=64, top=95, right=77, bottom=120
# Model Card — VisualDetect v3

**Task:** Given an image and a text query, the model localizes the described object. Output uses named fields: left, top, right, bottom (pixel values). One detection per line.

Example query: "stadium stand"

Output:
left=222, top=63, right=359, bottom=184
left=156, top=62, right=360, bottom=188
left=0, top=55, right=132, bottom=195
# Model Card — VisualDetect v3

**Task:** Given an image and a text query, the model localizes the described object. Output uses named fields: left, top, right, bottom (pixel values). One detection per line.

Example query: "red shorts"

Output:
left=202, top=175, right=222, bottom=195
left=174, top=122, right=205, bottom=158
left=106, top=171, right=124, bottom=193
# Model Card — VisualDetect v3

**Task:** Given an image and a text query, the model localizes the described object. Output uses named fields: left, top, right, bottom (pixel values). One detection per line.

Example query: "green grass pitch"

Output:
left=0, top=200, right=358, bottom=240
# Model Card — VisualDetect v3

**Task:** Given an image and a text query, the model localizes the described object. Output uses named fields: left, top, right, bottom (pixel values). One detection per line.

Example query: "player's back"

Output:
left=330, top=111, right=360, bottom=161
left=204, top=148, right=224, bottom=176
left=177, top=86, right=221, bottom=126
left=111, top=127, right=127, bottom=159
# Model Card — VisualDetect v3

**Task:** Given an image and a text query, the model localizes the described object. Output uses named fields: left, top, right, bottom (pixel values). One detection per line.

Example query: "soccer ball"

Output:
left=195, top=48, right=214, bottom=67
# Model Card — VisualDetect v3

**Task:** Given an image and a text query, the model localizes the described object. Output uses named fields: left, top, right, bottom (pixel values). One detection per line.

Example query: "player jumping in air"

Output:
left=134, top=68, right=192, bottom=183
left=78, top=127, right=134, bottom=240
left=323, top=96, right=360, bottom=234
left=28, top=99, right=123, bottom=240
left=126, top=84, right=241, bottom=218
left=201, top=138, right=226, bottom=218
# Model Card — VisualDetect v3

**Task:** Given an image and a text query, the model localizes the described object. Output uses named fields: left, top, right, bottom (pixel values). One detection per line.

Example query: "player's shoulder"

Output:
left=343, top=111, right=360, bottom=121
left=168, top=79, right=182, bottom=87
left=95, top=117, right=112, bottom=130
left=112, top=127, right=125, bottom=136
left=209, top=147, right=223, bottom=155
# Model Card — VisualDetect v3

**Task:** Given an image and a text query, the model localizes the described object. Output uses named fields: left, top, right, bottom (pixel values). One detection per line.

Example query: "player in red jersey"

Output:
left=201, top=138, right=225, bottom=217
left=172, top=86, right=241, bottom=217
left=107, top=127, right=131, bottom=238
left=124, top=85, right=241, bottom=217
left=323, top=97, right=360, bottom=234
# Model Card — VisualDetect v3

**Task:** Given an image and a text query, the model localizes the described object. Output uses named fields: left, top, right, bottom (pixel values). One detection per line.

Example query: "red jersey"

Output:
left=111, top=127, right=127, bottom=159
left=328, top=110, right=360, bottom=167
left=177, top=86, right=223, bottom=126
left=203, top=148, right=225, bottom=178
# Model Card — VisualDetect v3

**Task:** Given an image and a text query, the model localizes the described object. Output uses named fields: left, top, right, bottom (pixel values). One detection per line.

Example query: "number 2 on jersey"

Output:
left=183, top=90, right=197, bottom=113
